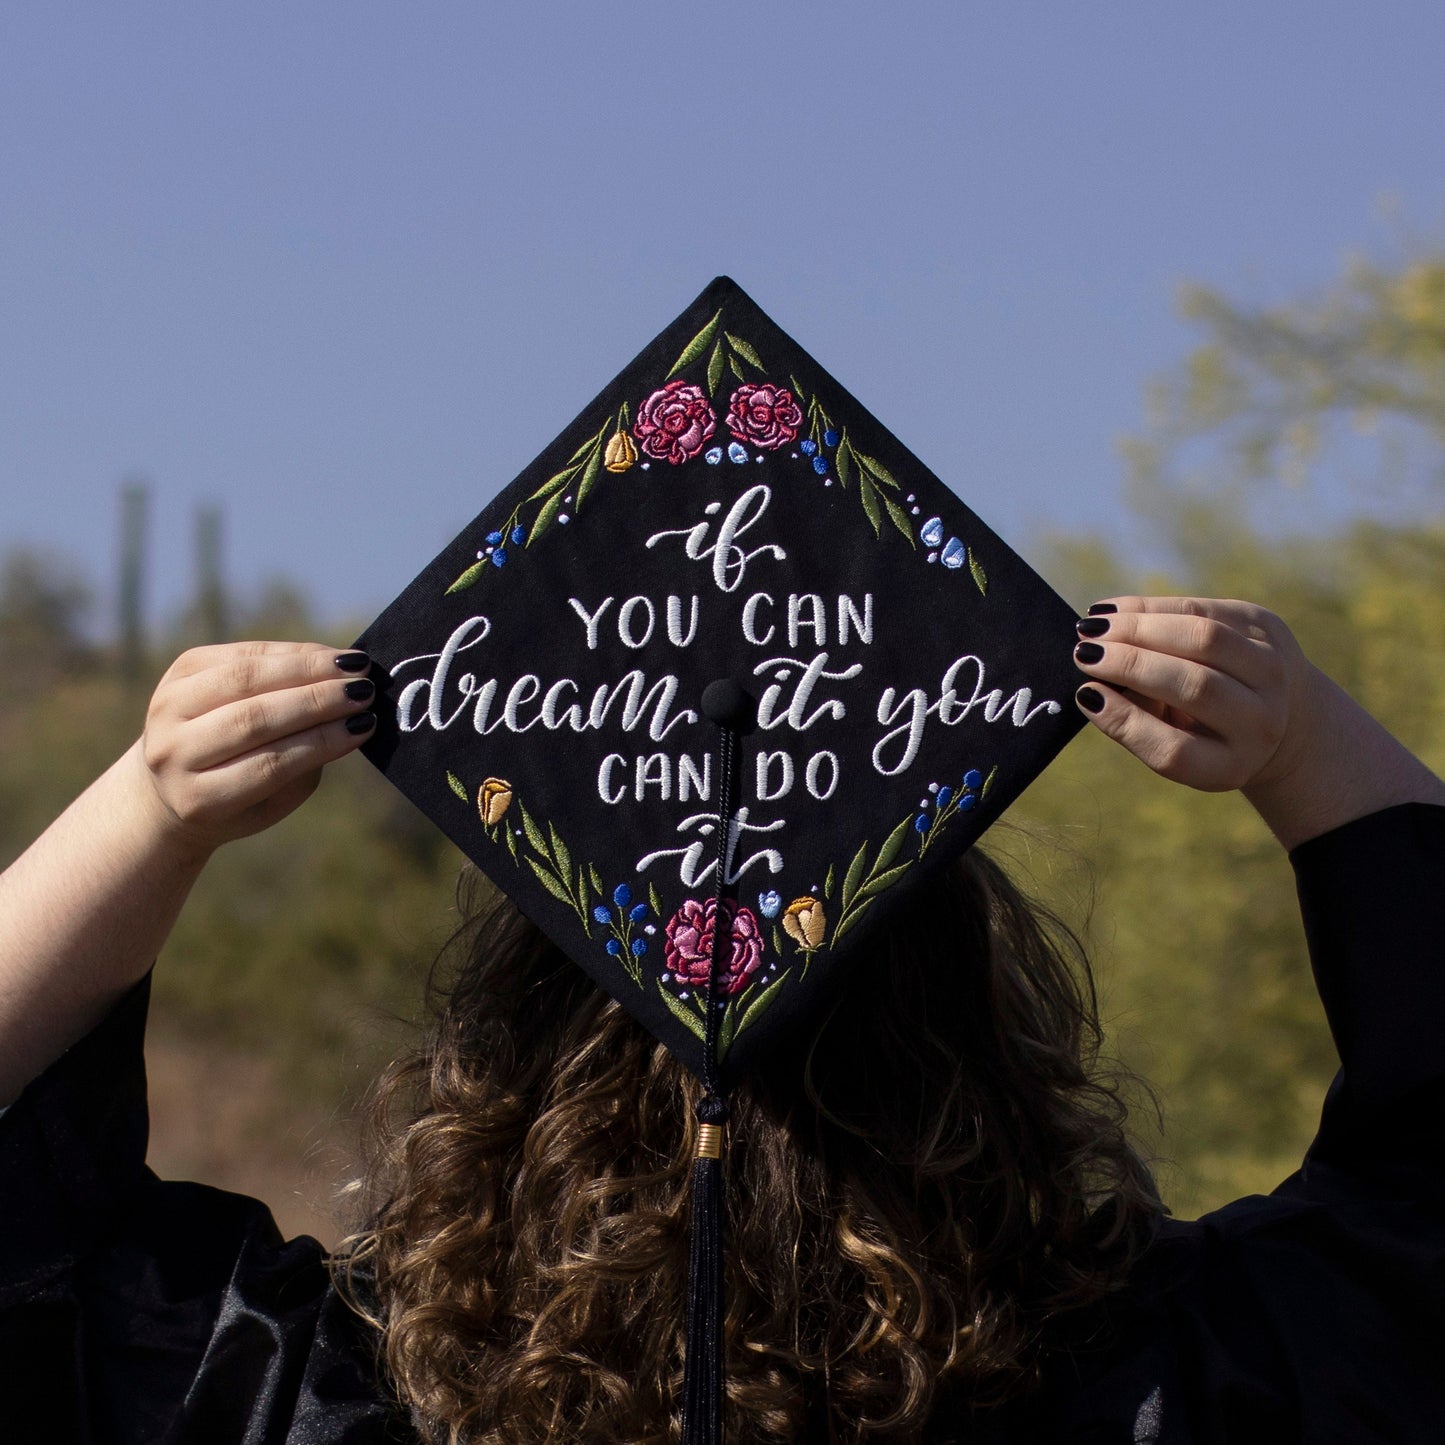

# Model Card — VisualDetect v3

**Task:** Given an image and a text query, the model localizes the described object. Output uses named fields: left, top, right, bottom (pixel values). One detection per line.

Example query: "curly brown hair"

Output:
left=335, top=844, right=1162, bottom=1443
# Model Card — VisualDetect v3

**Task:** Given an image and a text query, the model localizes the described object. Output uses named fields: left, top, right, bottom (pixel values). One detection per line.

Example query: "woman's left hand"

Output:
left=1071, top=595, right=1445, bottom=848
left=1069, top=596, right=1309, bottom=793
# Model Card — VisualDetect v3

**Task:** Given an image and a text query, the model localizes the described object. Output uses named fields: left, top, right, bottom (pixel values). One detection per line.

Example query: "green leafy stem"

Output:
left=667, top=307, right=768, bottom=397
left=918, top=765, right=997, bottom=859
left=657, top=968, right=790, bottom=1066
left=445, top=401, right=631, bottom=594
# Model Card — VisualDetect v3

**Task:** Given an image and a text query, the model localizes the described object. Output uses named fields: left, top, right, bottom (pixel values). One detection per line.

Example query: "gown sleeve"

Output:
left=0, top=974, right=411, bottom=1445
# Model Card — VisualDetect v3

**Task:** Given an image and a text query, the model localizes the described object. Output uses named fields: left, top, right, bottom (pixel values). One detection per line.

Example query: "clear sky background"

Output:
left=3, top=2, right=1443, bottom=635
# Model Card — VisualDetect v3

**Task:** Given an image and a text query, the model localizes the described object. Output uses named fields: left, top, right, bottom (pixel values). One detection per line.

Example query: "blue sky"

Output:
left=3, top=2, right=1443, bottom=634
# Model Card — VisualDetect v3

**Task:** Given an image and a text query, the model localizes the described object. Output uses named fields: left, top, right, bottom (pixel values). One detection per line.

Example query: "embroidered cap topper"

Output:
left=356, top=277, right=1084, bottom=1442
left=357, top=276, right=1083, bottom=1085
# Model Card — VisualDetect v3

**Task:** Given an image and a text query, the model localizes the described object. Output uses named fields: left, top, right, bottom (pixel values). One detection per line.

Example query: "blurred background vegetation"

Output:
left=3, top=253, right=1442, bottom=1241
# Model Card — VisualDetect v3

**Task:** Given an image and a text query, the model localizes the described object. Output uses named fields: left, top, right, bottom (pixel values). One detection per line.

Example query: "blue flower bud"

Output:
left=936, top=785, right=953, bottom=809
left=631, top=938, right=647, bottom=957
left=511, top=525, right=526, bottom=545
left=612, top=883, right=633, bottom=908
left=823, top=428, right=839, bottom=447
left=605, top=938, right=623, bottom=956
left=629, top=902, right=649, bottom=922
left=592, top=905, right=611, bottom=925
left=485, top=530, right=504, bottom=546
left=958, top=792, right=977, bottom=811
left=800, top=438, right=818, bottom=456
left=812, top=455, right=828, bottom=475
left=963, top=768, right=984, bottom=791
left=490, top=548, right=507, bottom=567
left=914, top=814, right=931, bottom=833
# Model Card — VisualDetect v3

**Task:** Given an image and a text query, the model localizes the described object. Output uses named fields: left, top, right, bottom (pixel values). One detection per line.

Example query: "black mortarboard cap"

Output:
left=356, top=278, right=1084, bottom=1442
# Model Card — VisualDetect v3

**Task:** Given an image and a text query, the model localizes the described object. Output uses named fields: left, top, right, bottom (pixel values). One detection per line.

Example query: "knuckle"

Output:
left=1189, top=617, right=1226, bottom=660
left=235, top=696, right=273, bottom=741
left=225, top=656, right=262, bottom=699
left=1176, top=665, right=1212, bottom=710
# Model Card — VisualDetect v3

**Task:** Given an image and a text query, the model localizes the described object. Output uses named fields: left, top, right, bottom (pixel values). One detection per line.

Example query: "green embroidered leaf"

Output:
left=729, top=353, right=747, bottom=382
left=658, top=981, right=707, bottom=1041
left=855, top=452, right=900, bottom=490
left=445, top=770, right=469, bottom=802
left=830, top=899, right=875, bottom=946
left=706, top=338, right=725, bottom=396
left=736, top=971, right=789, bottom=1038
left=667, top=308, right=722, bottom=378
left=841, top=840, right=870, bottom=913
left=590, top=863, right=605, bottom=896
left=574, top=442, right=604, bottom=513
left=526, top=463, right=579, bottom=505
left=565, top=426, right=605, bottom=465
left=982, top=764, right=998, bottom=798
left=716, top=998, right=739, bottom=1062
left=505, top=826, right=519, bottom=863
left=528, top=486, right=569, bottom=546
left=882, top=491, right=916, bottom=544
left=518, top=802, right=549, bottom=859
left=445, top=560, right=487, bottom=595
left=823, top=863, right=835, bottom=899
left=725, top=332, right=764, bottom=370
left=856, top=861, right=912, bottom=905
left=872, top=816, right=913, bottom=877
left=549, top=824, right=573, bottom=890
left=525, top=856, right=573, bottom=906
left=968, top=548, right=988, bottom=595
left=858, top=478, right=883, bottom=537
left=835, top=436, right=853, bottom=491
left=771, top=923, right=784, bottom=955
left=789, top=374, right=808, bottom=402
left=649, top=881, right=663, bottom=918
left=575, top=867, right=589, bottom=913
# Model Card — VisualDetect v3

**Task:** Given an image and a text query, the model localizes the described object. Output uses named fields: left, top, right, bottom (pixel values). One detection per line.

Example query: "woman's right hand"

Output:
left=131, top=642, right=378, bottom=858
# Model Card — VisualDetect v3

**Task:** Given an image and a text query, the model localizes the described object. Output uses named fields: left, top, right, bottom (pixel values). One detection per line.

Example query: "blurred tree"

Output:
left=0, top=548, right=95, bottom=695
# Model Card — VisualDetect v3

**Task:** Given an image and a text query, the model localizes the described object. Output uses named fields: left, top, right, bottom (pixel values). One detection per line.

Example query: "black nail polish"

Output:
left=1087, top=602, right=1118, bottom=616
left=1076, top=616, right=1110, bottom=638
left=1076, top=685, right=1106, bottom=714
left=335, top=651, right=370, bottom=673
left=344, top=678, right=376, bottom=702
left=346, top=712, right=377, bottom=734
left=1074, top=641, right=1105, bottom=665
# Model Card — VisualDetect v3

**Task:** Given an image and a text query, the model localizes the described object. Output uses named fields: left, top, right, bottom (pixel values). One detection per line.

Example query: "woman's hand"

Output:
left=134, top=641, right=378, bottom=859
left=1071, top=596, right=1445, bottom=849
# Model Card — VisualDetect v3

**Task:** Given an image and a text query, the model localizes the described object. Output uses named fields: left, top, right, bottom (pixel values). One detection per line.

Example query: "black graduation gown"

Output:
left=3, top=803, right=1443, bottom=1443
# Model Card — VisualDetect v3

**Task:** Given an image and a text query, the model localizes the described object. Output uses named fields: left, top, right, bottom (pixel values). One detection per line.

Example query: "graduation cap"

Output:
left=356, top=277, right=1084, bottom=1443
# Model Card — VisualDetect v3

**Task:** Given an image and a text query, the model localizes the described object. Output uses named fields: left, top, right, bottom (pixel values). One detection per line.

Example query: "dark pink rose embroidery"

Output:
left=664, top=898, right=765, bottom=997
left=633, top=381, right=717, bottom=465
left=725, top=383, right=803, bottom=451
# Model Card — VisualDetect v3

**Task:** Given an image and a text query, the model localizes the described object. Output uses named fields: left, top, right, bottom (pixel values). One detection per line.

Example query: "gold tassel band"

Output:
left=696, top=1123, right=724, bottom=1160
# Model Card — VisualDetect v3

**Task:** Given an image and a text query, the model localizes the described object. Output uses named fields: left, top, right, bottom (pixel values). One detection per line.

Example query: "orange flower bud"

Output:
left=478, top=777, right=513, bottom=828
left=781, top=896, right=826, bottom=951
left=604, top=430, right=638, bottom=473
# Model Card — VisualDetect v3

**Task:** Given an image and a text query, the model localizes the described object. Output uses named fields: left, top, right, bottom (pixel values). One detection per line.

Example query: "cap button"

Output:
left=701, top=679, right=757, bottom=735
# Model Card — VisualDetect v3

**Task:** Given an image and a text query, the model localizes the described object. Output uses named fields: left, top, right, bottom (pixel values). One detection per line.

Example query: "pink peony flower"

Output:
left=664, top=898, right=765, bottom=997
left=633, top=381, right=717, bottom=465
left=725, top=383, right=803, bottom=451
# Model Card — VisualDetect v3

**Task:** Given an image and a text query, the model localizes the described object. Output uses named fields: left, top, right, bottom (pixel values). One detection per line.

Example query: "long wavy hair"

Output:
left=335, top=843, right=1163, bottom=1443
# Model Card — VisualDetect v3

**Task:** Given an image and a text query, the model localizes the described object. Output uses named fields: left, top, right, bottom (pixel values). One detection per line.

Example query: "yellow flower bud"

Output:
left=781, top=896, right=826, bottom=951
left=478, top=777, right=513, bottom=828
left=604, top=430, right=638, bottom=473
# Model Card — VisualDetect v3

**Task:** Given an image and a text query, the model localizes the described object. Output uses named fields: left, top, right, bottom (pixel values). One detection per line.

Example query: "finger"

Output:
left=1072, top=637, right=1263, bottom=738
left=1075, top=610, right=1280, bottom=696
left=168, top=644, right=371, bottom=721
left=192, top=713, right=376, bottom=811
left=180, top=675, right=377, bottom=770
left=1075, top=682, right=1241, bottom=790
left=1086, top=596, right=1277, bottom=642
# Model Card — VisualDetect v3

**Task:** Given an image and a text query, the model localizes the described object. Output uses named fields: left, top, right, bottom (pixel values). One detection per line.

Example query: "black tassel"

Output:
left=682, top=1093, right=728, bottom=1445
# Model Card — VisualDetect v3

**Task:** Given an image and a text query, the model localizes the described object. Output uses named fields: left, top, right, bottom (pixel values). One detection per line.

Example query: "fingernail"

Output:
left=1076, top=616, right=1110, bottom=638
left=344, top=678, right=376, bottom=703
left=346, top=712, right=377, bottom=734
left=1087, top=602, right=1118, bottom=616
left=1074, top=642, right=1105, bottom=665
left=335, top=651, right=370, bottom=673
left=1076, top=685, right=1106, bottom=714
